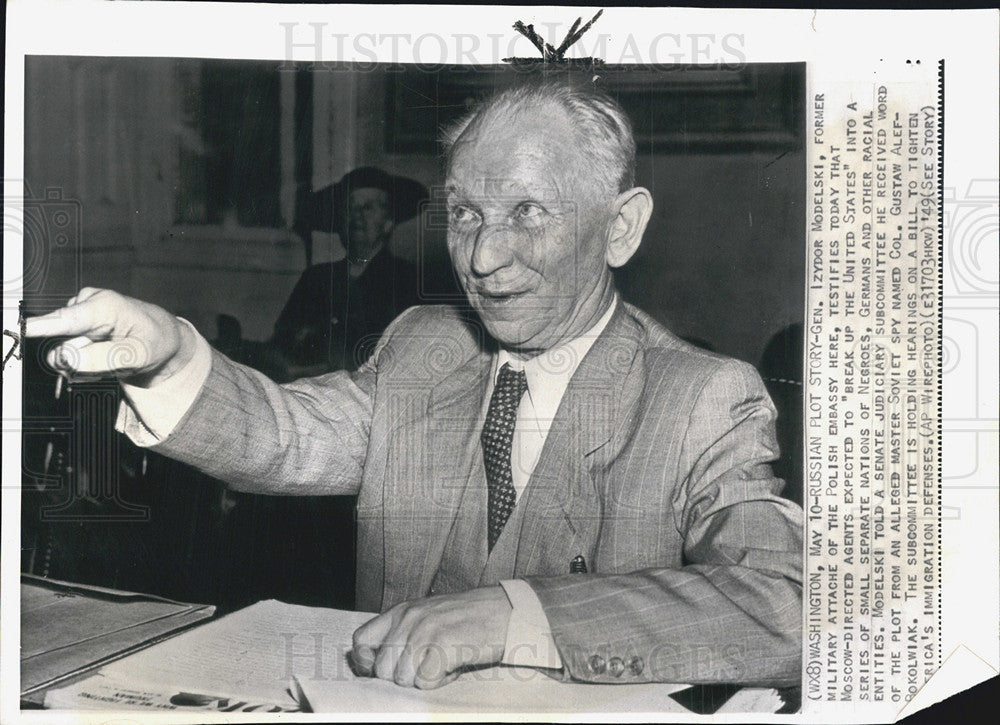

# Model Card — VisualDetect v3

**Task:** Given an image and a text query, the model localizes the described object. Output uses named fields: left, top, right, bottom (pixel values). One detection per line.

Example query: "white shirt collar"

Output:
left=494, top=297, right=618, bottom=420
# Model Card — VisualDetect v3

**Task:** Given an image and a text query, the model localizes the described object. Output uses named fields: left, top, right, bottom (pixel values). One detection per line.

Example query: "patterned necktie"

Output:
left=481, top=362, right=529, bottom=552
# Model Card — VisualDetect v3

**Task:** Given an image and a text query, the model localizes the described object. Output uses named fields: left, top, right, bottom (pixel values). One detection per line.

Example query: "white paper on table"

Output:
left=94, top=599, right=368, bottom=709
left=58, top=598, right=775, bottom=715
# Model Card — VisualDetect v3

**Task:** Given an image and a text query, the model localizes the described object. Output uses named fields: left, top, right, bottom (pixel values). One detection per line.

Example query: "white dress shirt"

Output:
left=116, top=319, right=214, bottom=444
left=115, top=298, right=618, bottom=672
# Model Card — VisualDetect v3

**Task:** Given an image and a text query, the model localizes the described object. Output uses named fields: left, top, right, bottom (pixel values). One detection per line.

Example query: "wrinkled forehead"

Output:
left=446, top=107, right=594, bottom=202
left=447, top=157, right=564, bottom=203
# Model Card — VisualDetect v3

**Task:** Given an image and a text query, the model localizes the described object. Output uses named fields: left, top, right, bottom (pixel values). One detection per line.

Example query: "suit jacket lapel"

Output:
left=381, top=343, right=492, bottom=608
left=514, top=305, right=645, bottom=576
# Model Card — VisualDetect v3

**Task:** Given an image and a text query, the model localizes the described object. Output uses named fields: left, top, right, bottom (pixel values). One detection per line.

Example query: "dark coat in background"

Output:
left=271, top=250, right=421, bottom=375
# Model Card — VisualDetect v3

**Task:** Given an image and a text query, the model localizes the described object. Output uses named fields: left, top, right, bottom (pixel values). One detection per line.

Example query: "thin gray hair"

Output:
left=441, top=78, right=637, bottom=196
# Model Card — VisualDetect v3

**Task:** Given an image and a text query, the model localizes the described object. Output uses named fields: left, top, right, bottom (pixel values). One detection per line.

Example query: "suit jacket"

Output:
left=149, top=302, right=803, bottom=687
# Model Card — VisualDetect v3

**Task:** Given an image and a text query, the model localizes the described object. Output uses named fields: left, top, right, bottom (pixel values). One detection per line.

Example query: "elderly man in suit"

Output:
left=27, top=77, right=802, bottom=690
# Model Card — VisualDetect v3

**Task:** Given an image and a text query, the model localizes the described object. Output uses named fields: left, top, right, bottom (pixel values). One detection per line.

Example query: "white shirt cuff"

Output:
left=499, top=579, right=564, bottom=670
left=114, top=318, right=213, bottom=446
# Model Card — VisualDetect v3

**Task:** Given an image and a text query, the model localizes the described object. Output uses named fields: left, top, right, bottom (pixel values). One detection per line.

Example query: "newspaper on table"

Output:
left=2, top=3, right=997, bottom=724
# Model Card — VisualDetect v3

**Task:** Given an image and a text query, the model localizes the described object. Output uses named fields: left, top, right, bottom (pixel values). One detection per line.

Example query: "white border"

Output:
left=4, top=3, right=998, bottom=723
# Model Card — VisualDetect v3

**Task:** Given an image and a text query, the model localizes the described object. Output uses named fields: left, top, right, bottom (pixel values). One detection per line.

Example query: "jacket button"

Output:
left=608, top=657, right=625, bottom=677
left=588, top=655, right=606, bottom=674
left=628, top=656, right=644, bottom=676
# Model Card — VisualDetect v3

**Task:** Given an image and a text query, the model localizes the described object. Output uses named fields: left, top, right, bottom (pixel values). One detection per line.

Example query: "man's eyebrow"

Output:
left=444, top=184, right=484, bottom=207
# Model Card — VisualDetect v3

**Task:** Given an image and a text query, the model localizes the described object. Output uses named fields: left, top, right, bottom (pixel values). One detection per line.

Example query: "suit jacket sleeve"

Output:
left=140, top=308, right=418, bottom=496
left=524, top=359, right=802, bottom=687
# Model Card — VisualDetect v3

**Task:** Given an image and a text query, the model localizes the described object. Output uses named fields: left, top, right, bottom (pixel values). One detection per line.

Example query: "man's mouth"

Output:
left=477, top=289, right=528, bottom=303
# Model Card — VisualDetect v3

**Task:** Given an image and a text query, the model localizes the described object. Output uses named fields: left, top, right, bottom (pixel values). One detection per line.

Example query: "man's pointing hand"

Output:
left=24, top=287, right=196, bottom=387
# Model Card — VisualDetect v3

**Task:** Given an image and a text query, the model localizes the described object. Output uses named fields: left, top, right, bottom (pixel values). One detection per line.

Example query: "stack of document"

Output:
left=20, top=574, right=215, bottom=703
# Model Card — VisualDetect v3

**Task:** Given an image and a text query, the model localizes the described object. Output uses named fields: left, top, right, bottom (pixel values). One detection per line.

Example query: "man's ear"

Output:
left=605, top=187, right=653, bottom=268
left=382, top=219, right=395, bottom=238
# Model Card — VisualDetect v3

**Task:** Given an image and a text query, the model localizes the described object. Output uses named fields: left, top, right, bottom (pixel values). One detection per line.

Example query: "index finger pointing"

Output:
left=24, top=301, right=108, bottom=339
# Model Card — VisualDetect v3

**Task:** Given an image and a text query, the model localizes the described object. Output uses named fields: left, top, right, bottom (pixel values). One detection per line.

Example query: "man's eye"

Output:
left=514, top=203, right=545, bottom=221
left=449, top=205, right=481, bottom=229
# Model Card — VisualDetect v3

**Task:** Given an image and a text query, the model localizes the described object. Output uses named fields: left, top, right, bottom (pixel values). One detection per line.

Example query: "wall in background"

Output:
left=24, top=57, right=305, bottom=342
left=624, top=149, right=804, bottom=364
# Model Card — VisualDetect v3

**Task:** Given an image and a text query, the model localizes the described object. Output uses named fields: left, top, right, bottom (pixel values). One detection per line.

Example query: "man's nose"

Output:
left=470, top=223, right=517, bottom=277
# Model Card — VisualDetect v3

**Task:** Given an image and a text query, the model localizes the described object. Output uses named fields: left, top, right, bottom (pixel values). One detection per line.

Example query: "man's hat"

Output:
left=297, top=166, right=429, bottom=233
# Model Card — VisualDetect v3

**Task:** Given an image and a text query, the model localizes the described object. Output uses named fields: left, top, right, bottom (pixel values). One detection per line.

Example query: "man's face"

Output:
left=341, top=187, right=391, bottom=258
left=446, top=105, right=615, bottom=354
